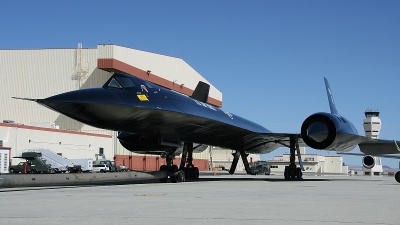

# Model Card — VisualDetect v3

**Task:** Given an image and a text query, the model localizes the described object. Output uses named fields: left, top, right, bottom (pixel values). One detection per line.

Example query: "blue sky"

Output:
left=1, top=1, right=399, bottom=168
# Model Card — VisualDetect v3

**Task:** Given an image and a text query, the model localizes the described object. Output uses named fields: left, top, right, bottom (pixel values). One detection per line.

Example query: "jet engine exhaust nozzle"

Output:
left=301, top=114, right=337, bottom=149
left=362, top=155, right=375, bottom=169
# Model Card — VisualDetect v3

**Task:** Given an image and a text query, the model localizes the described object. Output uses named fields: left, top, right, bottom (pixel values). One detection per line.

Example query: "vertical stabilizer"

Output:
left=324, top=77, right=339, bottom=115
left=191, top=81, right=210, bottom=103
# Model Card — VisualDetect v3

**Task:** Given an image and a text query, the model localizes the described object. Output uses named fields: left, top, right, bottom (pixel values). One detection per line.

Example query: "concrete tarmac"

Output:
left=0, top=173, right=399, bottom=225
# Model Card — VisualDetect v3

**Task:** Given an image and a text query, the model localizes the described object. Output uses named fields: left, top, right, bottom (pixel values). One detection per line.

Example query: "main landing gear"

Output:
left=159, top=142, right=199, bottom=183
left=180, top=142, right=200, bottom=180
left=284, top=135, right=304, bottom=180
left=228, top=135, right=304, bottom=181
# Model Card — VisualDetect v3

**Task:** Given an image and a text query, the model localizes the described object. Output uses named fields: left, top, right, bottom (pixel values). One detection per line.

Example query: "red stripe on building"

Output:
left=0, top=123, right=112, bottom=138
left=98, top=58, right=222, bottom=107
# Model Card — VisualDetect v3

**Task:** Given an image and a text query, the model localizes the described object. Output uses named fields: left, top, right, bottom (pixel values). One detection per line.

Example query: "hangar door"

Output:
left=0, top=149, right=10, bottom=173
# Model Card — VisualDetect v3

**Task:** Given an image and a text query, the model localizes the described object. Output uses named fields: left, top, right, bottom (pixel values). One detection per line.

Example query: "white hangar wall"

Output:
left=0, top=48, right=111, bottom=133
left=0, top=123, right=113, bottom=166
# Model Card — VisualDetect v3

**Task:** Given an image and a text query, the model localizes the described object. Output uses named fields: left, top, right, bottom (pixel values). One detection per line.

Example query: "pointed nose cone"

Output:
left=37, top=88, right=123, bottom=127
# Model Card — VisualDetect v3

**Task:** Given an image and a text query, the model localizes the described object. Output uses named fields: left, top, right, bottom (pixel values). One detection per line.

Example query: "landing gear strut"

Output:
left=229, top=149, right=252, bottom=175
left=284, top=135, right=303, bottom=180
left=180, top=142, right=199, bottom=180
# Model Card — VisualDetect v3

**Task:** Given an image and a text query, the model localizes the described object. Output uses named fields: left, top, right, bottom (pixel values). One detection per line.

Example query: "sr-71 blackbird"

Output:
left=14, top=73, right=400, bottom=183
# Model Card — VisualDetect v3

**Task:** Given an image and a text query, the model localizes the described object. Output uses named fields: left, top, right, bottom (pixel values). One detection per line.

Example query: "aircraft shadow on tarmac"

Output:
left=193, top=176, right=332, bottom=182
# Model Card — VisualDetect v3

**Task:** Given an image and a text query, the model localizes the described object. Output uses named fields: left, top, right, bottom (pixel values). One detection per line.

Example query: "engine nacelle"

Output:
left=301, top=113, right=337, bottom=149
left=117, top=132, right=180, bottom=154
left=362, top=155, right=375, bottom=169
left=301, top=112, right=358, bottom=151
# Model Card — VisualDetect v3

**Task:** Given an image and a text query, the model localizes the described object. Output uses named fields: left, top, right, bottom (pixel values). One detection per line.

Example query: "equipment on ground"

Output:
left=11, top=152, right=56, bottom=174
left=23, top=149, right=73, bottom=173
left=69, top=158, right=93, bottom=172
left=250, top=161, right=270, bottom=175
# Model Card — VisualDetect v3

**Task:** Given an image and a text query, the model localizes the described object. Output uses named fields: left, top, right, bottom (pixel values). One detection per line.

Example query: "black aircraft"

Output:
left=14, top=73, right=400, bottom=183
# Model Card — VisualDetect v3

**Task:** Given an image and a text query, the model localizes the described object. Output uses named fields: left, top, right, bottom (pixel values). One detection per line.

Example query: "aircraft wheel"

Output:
left=170, top=175, right=177, bottom=183
left=284, top=166, right=289, bottom=180
left=160, top=165, right=167, bottom=171
left=185, top=167, right=193, bottom=179
left=296, top=168, right=303, bottom=180
left=194, top=167, right=199, bottom=180
left=170, top=165, right=178, bottom=173
left=289, top=167, right=296, bottom=180
left=177, top=171, right=185, bottom=182
left=395, top=171, right=400, bottom=183
left=159, top=165, right=168, bottom=183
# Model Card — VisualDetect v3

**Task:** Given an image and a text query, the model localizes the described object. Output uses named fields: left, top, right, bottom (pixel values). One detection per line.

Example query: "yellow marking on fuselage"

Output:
left=137, top=94, right=149, bottom=101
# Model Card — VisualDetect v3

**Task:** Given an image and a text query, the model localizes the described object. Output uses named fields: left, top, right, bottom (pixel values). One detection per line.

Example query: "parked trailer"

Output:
left=69, top=158, right=93, bottom=173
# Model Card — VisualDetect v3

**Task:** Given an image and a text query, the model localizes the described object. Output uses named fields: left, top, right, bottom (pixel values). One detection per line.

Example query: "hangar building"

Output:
left=0, top=44, right=260, bottom=173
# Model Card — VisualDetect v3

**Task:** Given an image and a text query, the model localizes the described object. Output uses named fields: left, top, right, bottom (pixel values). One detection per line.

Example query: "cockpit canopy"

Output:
left=103, top=73, right=155, bottom=92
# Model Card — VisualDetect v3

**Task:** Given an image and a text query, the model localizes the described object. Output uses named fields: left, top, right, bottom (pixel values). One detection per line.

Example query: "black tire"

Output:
left=170, top=165, right=178, bottom=173
left=284, top=166, right=289, bottom=180
left=395, top=171, right=400, bottom=183
left=31, top=169, right=37, bottom=174
left=296, top=168, right=303, bottom=180
left=289, top=168, right=295, bottom=180
left=177, top=171, right=185, bottom=182
left=10, top=169, right=14, bottom=173
left=170, top=175, right=177, bottom=183
left=159, top=165, right=168, bottom=183
left=194, top=167, right=199, bottom=180
left=185, top=167, right=193, bottom=179
left=160, top=165, right=168, bottom=171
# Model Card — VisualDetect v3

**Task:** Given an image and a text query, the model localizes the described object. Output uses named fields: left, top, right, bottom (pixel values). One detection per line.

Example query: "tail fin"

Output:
left=191, top=81, right=210, bottom=103
left=324, top=77, right=338, bottom=115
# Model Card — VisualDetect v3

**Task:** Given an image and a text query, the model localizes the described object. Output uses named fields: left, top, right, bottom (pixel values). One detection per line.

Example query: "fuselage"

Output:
left=35, top=73, right=363, bottom=154
left=37, top=73, right=273, bottom=150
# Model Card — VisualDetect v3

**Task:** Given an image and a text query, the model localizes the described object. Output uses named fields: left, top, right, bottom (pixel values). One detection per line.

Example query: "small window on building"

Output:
left=3, top=153, right=8, bottom=171
left=99, top=148, right=104, bottom=155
